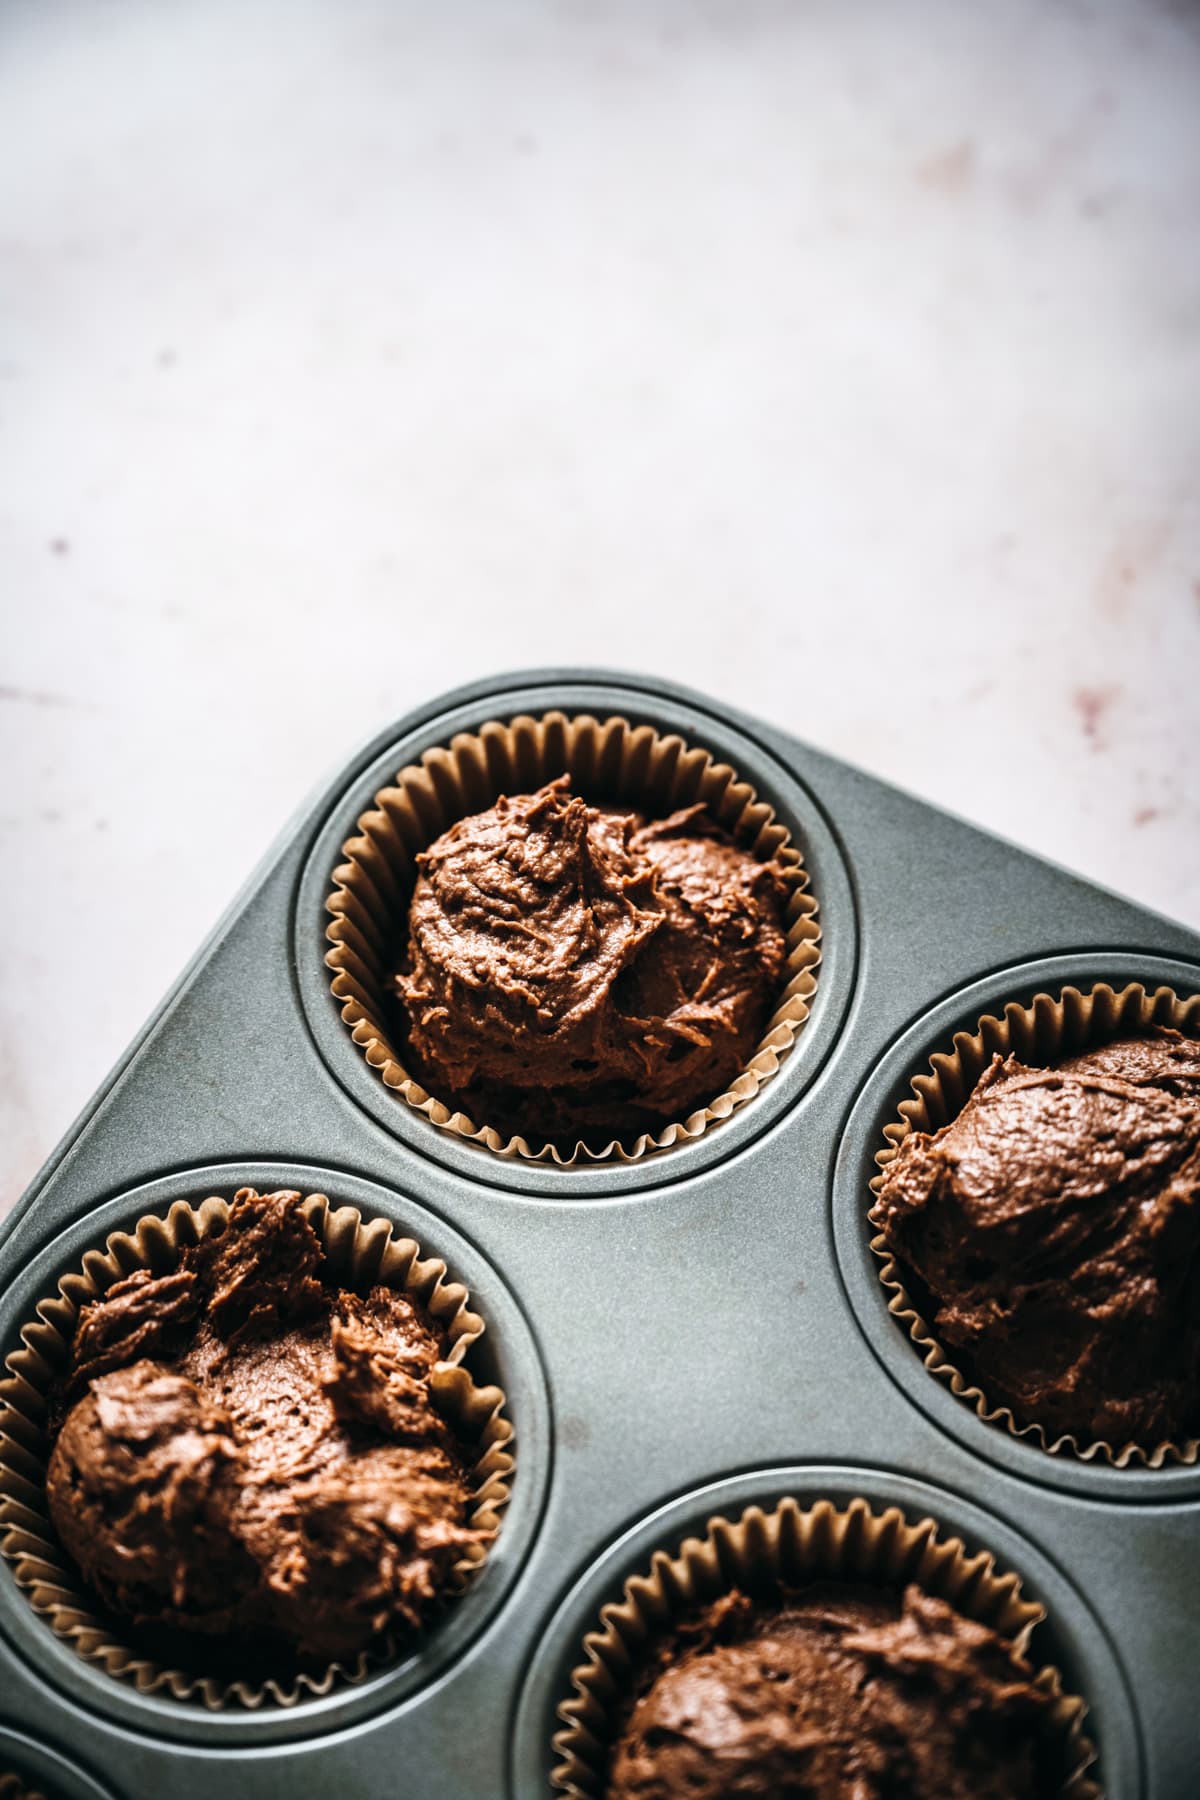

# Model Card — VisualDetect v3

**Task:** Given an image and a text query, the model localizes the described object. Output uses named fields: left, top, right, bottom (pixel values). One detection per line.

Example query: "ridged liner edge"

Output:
left=867, top=980, right=1200, bottom=1469
left=325, top=710, right=821, bottom=1164
left=0, top=1189, right=515, bottom=1710
left=551, top=1495, right=1099, bottom=1797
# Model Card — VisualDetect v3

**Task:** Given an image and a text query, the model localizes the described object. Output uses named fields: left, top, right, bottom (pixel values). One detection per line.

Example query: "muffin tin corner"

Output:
left=2, top=669, right=1198, bottom=1797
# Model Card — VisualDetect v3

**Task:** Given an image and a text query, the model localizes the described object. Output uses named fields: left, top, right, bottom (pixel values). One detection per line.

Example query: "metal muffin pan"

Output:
left=1, top=667, right=1196, bottom=1799
left=0, top=1724, right=118, bottom=1800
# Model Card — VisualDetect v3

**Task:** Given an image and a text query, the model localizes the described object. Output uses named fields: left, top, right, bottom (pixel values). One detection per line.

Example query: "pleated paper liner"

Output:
left=325, top=710, right=821, bottom=1164
left=868, top=980, right=1200, bottom=1469
left=0, top=1188, right=514, bottom=1710
left=552, top=1496, right=1098, bottom=1798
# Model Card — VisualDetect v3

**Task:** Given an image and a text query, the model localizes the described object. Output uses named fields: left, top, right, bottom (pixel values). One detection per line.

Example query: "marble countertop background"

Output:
left=2, top=0, right=1198, bottom=1213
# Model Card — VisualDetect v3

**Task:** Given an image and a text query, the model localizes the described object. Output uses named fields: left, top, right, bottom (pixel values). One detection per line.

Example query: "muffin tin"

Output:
left=1, top=668, right=1197, bottom=1799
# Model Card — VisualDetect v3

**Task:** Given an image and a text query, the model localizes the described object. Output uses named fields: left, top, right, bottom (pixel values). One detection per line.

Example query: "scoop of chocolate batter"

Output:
left=393, top=777, right=788, bottom=1144
left=46, top=1189, right=477, bottom=1667
left=49, top=1361, right=252, bottom=1629
left=874, top=1028, right=1200, bottom=1446
left=607, top=1584, right=1066, bottom=1799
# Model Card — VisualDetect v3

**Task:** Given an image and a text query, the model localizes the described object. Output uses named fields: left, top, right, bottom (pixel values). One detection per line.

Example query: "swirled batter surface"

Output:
left=875, top=1028, right=1200, bottom=1445
left=47, top=1188, right=475, bottom=1666
left=608, top=1584, right=1066, bottom=1799
left=394, top=777, right=788, bottom=1144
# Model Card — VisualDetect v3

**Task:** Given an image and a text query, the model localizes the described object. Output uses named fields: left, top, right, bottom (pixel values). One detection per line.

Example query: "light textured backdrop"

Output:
left=2, top=0, right=1199, bottom=1212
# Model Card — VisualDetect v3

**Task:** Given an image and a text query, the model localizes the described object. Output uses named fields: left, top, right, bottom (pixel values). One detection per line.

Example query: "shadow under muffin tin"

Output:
left=0, top=668, right=1197, bottom=1798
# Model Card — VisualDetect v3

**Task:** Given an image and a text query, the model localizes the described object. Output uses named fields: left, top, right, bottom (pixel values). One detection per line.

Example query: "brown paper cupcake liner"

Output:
left=325, top=711, right=821, bottom=1164
left=0, top=1189, right=515, bottom=1710
left=868, top=980, right=1200, bottom=1469
left=552, top=1495, right=1098, bottom=1797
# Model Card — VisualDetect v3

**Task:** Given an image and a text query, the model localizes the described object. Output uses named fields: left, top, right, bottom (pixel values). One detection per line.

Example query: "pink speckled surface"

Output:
left=1, top=0, right=1198, bottom=1213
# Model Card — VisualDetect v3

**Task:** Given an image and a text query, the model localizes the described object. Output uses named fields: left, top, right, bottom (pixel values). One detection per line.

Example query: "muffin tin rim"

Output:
left=507, top=1461, right=1141, bottom=1800
left=831, top=949, right=1200, bottom=1504
left=0, top=1161, right=553, bottom=1750
left=0, top=1725, right=120, bottom=1800
left=292, top=677, right=860, bottom=1199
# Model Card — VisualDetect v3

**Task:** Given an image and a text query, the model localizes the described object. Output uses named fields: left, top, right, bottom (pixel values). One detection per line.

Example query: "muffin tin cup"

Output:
left=0, top=1187, right=515, bottom=1710
left=867, top=979, right=1200, bottom=1471
left=325, top=709, right=821, bottom=1165
left=551, top=1494, right=1097, bottom=1797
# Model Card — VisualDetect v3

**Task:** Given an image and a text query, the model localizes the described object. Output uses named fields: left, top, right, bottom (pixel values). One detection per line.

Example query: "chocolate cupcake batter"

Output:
left=394, top=777, right=788, bottom=1144
left=608, top=1583, right=1065, bottom=1799
left=46, top=1189, right=477, bottom=1666
left=875, top=1027, right=1200, bottom=1446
